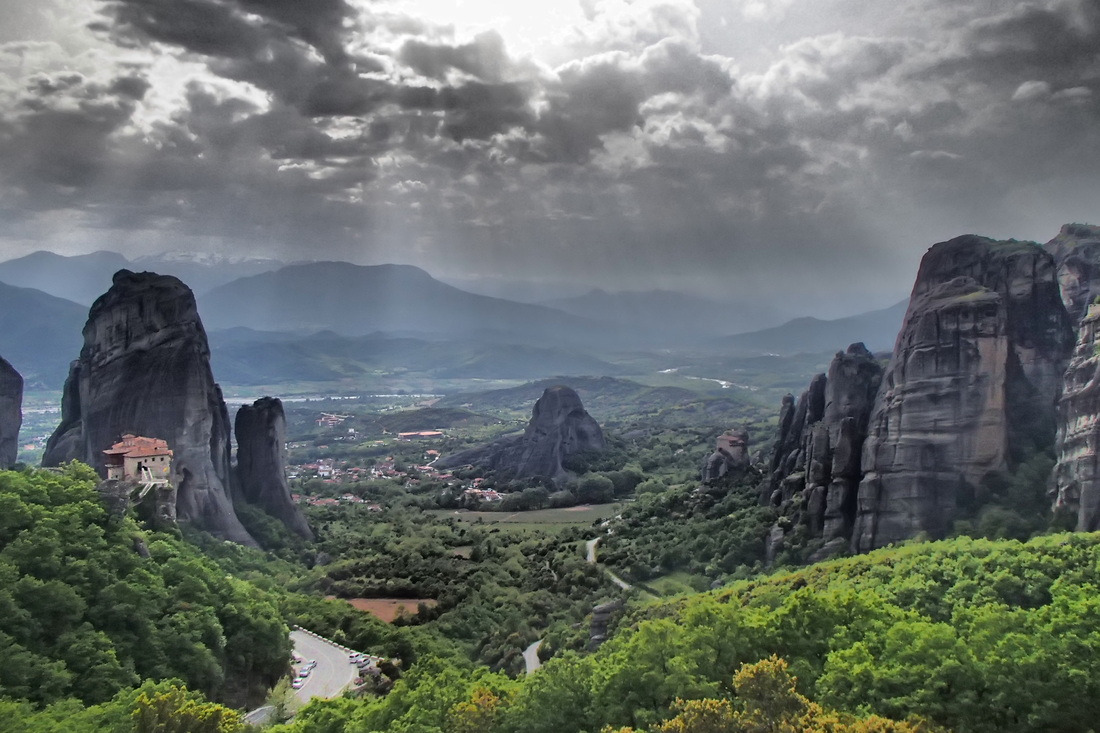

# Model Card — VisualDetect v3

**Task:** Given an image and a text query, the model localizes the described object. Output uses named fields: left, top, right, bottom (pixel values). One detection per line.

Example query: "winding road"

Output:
left=586, top=537, right=632, bottom=589
left=290, top=629, right=358, bottom=703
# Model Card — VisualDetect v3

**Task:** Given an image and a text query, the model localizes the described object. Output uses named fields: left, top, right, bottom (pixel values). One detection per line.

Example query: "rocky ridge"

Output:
left=438, top=385, right=605, bottom=480
left=42, top=270, right=256, bottom=546
left=763, top=232, right=1082, bottom=557
left=0, top=356, right=22, bottom=468
left=765, top=343, right=883, bottom=559
left=235, top=397, right=313, bottom=540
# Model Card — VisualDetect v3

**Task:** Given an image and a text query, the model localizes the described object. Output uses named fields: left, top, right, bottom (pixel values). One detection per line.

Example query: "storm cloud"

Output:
left=0, top=0, right=1097, bottom=312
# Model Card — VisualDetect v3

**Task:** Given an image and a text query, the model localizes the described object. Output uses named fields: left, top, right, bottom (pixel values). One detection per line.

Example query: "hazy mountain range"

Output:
left=0, top=250, right=908, bottom=389
left=0, top=250, right=286, bottom=306
left=0, top=281, right=85, bottom=388
left=722, top=300, right=908, bottom=355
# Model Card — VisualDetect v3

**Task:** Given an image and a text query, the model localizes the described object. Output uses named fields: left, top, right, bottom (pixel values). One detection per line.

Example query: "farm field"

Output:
left=327, top=596, right=439, bottom=623
left=424, top=503, right=624, bottom=533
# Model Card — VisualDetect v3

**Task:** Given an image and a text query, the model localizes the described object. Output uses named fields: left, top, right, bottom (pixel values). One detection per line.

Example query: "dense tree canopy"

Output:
left=264, top=533, right=1100, bottom=733
left=0, top=465, right=290, bottom=707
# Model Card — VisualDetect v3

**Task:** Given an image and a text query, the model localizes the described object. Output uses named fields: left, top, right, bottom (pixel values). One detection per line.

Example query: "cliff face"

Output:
left=439, top=385, right=605, bottom=479
left=42, top=270, right=256, bottom=546
left=0, top=356, right=22, bottom=468
left=235, top=397, right=313, bottom=540
left=853, top=236, right=1074, bottom=552
left=1046, top=223, right=1100, bottom=323
left=1053, top=305, right=1100, bottom=530
left=766, top=343, right=883, bottom=556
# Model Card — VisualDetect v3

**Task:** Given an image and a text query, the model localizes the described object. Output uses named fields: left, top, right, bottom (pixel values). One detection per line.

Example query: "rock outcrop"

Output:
left=235, top=397, right=313, bottom=540
left=765, top=343, right=883, bottom=553
left=853, top=236, right=1074, bottom=552
left=42, top=270, right=256, bottom=546
left=1046, top=223, right=1100, bottom=323
left=438, top=385, right=605, bottom=480
left=702, top=428, right=750, bottom=484
left=1053, top=304, right=1100, bottom=530
left=588, top=598, right=624, bottom=651
left=0, top=356, right=22, bottom=468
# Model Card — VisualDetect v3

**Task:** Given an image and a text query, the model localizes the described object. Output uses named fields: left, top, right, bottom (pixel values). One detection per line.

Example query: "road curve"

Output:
left=586, top=537, right=632, bottom=589
left=290, top=629, right=358, bottom=704
left=523, top=639, right=543, bottom=674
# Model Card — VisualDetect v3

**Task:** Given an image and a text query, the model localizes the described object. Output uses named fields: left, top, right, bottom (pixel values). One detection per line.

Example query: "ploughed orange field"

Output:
left=327, top=596, right=439, bottom=623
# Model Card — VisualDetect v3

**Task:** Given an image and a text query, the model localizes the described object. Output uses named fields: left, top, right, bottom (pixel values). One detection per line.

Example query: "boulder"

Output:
left=588, top=598, right=624, bottom=650
left=0, top=356, right=22, bottom=468
left=42, top=270, right=256, bottom=546
left=438, top=385, right=605, bottom=480
left=235, top=397, right=313, bottom=540
left=853, top=236, right=1074, bottom=552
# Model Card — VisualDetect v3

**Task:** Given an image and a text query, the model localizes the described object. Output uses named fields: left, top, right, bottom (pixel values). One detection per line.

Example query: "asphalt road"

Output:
left=290, top=629, right=357, bottom=704
left=523, top=639, right=543, bottom=674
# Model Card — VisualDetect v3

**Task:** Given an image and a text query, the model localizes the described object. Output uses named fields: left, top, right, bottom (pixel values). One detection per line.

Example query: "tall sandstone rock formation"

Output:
left=1046, top=223, right=1100, bottom=323
left=42, top=270, right=256, bottom=546
left=0, top=356, right=22, bottom=468
left=766, top=343, right=883, bottom=558
left=438, top=385, right=605, bottom=479
left=853, top=236, right=1074, bottom=552
left=235, top=397, right=313, bottom=540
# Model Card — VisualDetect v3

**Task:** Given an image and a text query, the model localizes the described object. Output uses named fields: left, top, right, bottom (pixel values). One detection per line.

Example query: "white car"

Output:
left=304, top=659, right=318, bottom=670
left=291, top=678, right=304, bottom=689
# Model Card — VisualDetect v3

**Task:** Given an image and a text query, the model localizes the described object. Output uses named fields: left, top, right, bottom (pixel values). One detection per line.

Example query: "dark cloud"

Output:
left=0, top=0, right=1098, bottom=309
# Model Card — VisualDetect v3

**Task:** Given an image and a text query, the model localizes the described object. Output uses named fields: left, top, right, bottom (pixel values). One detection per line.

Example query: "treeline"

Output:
left=0, top=465, right=290, bottom=708
left=598, top=469, right=775, bottom=581
left=270, top=533, right=1100, bottom=732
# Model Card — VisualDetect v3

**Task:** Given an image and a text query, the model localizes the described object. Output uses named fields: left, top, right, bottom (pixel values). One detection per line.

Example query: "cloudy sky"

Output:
left=0, top=0, right=1097, bottom=314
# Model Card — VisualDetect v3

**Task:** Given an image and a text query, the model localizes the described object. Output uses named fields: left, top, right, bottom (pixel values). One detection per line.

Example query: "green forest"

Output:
left=5, top=460, right=1100, bottom=731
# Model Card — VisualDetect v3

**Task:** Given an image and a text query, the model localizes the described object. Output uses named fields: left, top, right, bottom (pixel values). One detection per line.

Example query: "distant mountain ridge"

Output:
left=206, top=328, right=627, bottom=384
left=0, top=250, right=285, bottom=305
left=541, top=288, right=790, bottom=340
left=722, top=300, right=908, bottom=355
left=0, top=281, right=86, bottom=388
left=198, top=261, right=618, bottom=347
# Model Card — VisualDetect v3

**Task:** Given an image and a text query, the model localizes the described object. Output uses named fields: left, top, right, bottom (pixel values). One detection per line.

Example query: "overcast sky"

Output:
left=0, top=0, right=1097, bottom=314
